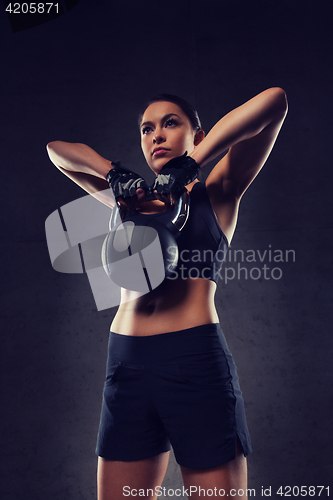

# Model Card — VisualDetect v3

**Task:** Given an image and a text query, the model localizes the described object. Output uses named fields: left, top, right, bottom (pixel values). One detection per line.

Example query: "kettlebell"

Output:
left=102, top=190, right=190, bottom=292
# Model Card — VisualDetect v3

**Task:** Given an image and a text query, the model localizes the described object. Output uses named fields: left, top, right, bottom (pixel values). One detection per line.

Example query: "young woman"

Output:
left=47, top=87, right=288, bottom=500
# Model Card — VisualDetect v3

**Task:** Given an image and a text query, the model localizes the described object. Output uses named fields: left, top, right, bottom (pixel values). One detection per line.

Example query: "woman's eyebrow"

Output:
left=162, top=113, right=182, bottom=123
left=140, top=120, right=154, bottom=129
left=141, top=113, right=182, bottom=129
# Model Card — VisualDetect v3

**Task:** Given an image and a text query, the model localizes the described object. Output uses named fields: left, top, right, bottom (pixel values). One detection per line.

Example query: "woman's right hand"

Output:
left=106, top=163, right=150, bottom=212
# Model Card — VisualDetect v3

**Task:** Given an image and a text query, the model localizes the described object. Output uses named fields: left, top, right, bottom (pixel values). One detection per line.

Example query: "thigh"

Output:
left=180, top=444, right=248, bottom=500
left=97, top=451, right=170, bottom=500
left=154, top=352, right=248, bottom=469
left=96, top=361, right=170, bottom=461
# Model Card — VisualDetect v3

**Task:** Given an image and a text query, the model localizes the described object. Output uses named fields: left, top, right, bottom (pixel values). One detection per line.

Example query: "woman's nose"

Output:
left=153, top=128, right=165, bottom=143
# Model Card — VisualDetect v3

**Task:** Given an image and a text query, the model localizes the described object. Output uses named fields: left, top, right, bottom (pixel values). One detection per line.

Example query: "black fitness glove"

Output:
left=106, top=162, right=149, bottom=199
left=152, top=152, right=200, bottom=200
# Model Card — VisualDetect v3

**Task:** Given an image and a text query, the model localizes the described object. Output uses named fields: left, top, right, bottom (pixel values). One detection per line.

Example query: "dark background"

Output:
left=1, top=0, right=332, bottom=498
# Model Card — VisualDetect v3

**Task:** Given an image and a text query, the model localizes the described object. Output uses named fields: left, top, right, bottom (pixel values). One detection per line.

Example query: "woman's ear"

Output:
left=194, top=129, right=205, bottom=146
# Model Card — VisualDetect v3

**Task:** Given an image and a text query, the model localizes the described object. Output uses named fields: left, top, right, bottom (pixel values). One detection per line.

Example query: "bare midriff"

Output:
left=110, top=277, right=219, bottom=336
left=110, top=186, right=221, bottom=336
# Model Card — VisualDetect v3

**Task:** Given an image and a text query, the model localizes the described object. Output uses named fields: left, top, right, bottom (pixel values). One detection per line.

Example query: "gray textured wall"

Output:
left=1, top=0, right=332, bottom=499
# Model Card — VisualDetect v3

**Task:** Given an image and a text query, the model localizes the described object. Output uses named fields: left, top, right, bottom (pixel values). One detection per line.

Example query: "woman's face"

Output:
left=140, top=101, right=199, bottom=175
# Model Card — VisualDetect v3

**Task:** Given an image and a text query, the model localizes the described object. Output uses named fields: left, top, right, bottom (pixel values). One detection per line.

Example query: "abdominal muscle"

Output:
left=110, top=277, right=219, bottom=336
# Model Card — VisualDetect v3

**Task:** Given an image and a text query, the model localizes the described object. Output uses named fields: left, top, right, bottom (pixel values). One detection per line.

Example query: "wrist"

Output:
left=187, top=148, right=205, bottom=168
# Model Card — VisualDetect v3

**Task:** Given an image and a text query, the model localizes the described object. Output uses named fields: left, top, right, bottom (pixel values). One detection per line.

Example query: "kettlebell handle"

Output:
left=110, top=189, right=190, bottom=235
left=170, top=190, right=190, bottom=233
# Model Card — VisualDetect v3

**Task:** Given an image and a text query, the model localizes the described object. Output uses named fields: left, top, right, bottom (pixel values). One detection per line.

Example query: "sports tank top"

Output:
left=122, top=182, right=229, bottom=283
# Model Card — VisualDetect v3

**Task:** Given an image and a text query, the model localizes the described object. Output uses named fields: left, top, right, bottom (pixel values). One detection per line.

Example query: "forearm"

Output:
left=47, top=141, right=111, bottom=179
left=190, top=87, right=288, bottom=167
left=57, top=167, right=114, bottom=206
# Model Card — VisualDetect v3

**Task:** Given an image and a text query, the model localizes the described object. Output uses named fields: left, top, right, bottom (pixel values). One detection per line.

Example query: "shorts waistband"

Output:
left=108, top=323, right=229, bottom=364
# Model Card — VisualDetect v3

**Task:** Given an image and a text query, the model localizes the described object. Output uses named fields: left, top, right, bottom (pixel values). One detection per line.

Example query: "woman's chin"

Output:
left=149, top=160, right=168, bottom=175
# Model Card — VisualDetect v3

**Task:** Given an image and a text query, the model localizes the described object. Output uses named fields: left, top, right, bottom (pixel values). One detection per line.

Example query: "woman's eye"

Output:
left=142, top=126, right=152, bottom=135
left=165, top=118, right=177, bottom=127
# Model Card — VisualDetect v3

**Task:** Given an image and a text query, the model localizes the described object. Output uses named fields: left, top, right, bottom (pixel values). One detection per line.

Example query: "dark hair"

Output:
left=138, top=94, right=202, bottom=131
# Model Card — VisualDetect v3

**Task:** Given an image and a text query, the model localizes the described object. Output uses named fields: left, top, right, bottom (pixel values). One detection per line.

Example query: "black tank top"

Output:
left=123, top=182, right=229, bottom=283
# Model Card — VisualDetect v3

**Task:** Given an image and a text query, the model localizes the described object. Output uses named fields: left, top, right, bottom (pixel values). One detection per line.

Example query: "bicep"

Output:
left=226, top=117, right=286, bottom=196
left=205, top=107, right=286, bottom=241
left=207, top=110, right=286, bottom=199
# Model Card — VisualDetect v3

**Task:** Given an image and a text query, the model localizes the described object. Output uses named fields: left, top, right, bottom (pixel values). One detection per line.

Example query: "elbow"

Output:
left=46, top=140, right=60, bottom=154
left=46, top=141, right=62, bottom=166
left=269, top=87, right=288, bottom=117
left=46, top=142, right=54, bottom=160
left=46, top=141, right=55, bottom=156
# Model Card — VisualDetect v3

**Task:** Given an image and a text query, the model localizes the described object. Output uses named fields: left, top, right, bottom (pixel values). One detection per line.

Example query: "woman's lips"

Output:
left=152, top=148, right=169, bottom=156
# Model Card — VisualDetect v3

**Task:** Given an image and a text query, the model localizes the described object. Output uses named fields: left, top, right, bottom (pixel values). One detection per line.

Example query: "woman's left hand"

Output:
left=152, top=153, right=200, bottom=205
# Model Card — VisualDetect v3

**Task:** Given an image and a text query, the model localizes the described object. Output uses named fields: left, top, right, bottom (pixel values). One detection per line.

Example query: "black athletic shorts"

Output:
left=96, top=323, right=252, bottom=469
